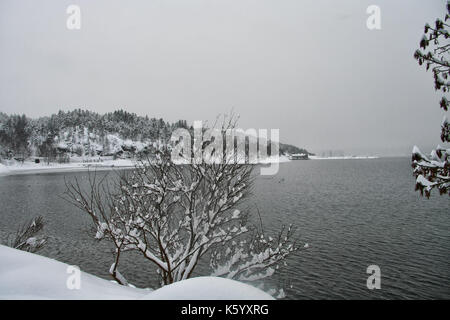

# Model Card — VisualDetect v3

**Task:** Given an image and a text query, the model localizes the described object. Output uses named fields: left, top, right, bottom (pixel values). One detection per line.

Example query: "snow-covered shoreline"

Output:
left=0, top=159, right=136, bottom=177
left=0, top=156, right=292, bottom=177
left=309, top=155, right=379, bottom=160
left=0, top=154, right=381, bottom=177
left=0, top=245, right=274, bottom=300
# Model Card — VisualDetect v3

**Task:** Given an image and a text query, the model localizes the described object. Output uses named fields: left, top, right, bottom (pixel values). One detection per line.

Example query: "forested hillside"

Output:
left=0, top=110, right=188, bottom=161
left=0, top=109, right=309, bottom=161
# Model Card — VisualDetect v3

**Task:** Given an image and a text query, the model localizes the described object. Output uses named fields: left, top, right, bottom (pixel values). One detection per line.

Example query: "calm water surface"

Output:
left=0, top=157, right=449, bottom=299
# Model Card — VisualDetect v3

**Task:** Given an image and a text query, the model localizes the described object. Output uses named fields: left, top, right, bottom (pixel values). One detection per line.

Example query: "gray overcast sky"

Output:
left=0, top=0, right=448, bottom=156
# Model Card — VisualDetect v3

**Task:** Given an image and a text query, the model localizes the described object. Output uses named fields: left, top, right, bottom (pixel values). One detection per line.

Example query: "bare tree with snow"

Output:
left=10, top=216, right=47, bottom=253
left=64, top=118, right=300, bottom=290
left=412, top=3, right=450, bottom=197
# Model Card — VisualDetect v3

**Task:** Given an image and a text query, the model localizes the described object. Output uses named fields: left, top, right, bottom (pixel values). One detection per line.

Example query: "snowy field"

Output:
left=0, top=245, right=274, bottom=300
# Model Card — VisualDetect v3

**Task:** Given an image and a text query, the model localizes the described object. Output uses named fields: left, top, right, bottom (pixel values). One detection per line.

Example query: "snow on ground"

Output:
left=0, top=159, right=135, bottom=177
left=0, top=156, right=292, bottom=177
left=0, top=163, right=10, bottom=176
left=0, top=245, right=147, bottom=300
left=0, top=245, right=274, bottom=300
left=259, top=155, right=290, bottom=164
left=140, top=277, right=274, bottom=300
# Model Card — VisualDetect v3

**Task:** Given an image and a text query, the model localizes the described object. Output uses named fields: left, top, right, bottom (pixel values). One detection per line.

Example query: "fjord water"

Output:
left=0, top=157, right=448, bottom=299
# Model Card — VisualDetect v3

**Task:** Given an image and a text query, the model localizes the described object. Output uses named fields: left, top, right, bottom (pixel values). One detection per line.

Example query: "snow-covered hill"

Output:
left=0, top=109, right=310, bottom=161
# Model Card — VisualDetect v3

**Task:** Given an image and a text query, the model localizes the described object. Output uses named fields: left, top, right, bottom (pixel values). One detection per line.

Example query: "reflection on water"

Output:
left=0, top=157, right=449, bottom=299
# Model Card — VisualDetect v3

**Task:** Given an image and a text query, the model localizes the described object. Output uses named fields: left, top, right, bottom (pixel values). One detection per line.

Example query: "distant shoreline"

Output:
left=0, top=155, right=392, bottom=177
left=309, top=155, right=380, bottom=160
left=0, top=159, right=136, bottom=177
left=0, top=156, right=291, bottom=177
left=0, top=155, right=394, bottom=177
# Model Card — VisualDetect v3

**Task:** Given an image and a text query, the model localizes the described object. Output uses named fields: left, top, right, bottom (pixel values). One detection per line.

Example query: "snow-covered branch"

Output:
left=412, top=145, right=449, bottom=197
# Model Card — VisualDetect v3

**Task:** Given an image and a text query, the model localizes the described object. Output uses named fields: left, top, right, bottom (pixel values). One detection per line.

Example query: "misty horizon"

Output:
left=1, top=0, right=449, bottom=156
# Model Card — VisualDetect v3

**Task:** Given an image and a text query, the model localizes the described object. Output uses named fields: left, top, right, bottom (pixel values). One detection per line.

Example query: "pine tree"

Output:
left=412, top=3, right=450, bottom=197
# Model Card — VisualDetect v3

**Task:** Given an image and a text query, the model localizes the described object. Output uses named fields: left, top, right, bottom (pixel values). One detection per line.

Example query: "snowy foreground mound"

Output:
left=139, top=277, right=273, bottom=300
left=0, top=245, right=273, bottom=300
